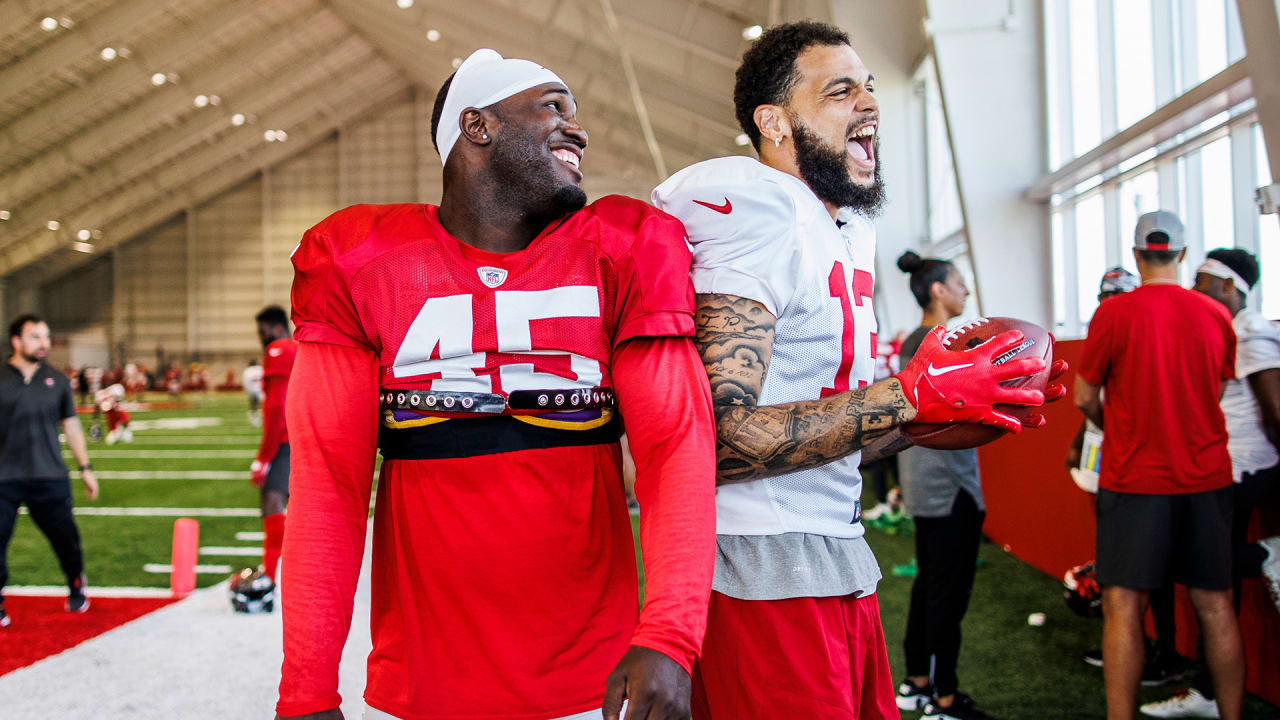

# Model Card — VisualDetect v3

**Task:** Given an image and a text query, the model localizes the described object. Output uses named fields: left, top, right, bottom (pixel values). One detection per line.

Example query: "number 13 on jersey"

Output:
left=821, top=261, right=876, bottom=399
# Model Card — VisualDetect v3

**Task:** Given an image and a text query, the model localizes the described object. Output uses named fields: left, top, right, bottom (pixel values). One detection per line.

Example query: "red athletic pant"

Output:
left=692, top=590, right=897, bottom=720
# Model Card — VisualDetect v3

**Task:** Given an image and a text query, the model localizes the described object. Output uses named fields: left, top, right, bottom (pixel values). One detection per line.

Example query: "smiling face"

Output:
left=488, top=82, right=589, bottom=221
left=782, top=43, right=883, bottom=213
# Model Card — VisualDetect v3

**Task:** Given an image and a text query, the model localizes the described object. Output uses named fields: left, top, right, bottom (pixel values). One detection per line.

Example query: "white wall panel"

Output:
left=115, top=216, right=187, bottom=363
left=267, top=136, right=340, bottom=310
left=340, top=99, right=418, bottom=205
left=193, top=177, right=264, bottom=359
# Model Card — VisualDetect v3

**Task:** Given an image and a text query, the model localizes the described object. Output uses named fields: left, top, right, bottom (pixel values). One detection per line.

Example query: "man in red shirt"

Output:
left=274, top=49, right=716, bottom=720
left=250, top=305, right=297, bottom=587
left=1074, top=211, right=1243, bottom=720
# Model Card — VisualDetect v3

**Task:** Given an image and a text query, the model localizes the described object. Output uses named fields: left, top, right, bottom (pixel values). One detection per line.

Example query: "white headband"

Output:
left=1197, top=258, right=1251, bottom=292
left=435, top=49, right=567, bottom=165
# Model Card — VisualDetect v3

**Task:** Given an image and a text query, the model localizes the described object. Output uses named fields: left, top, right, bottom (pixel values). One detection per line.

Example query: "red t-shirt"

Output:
left=1077, top=284, right=1235, bottom=494
left=277, top=198, right=716, bottom=719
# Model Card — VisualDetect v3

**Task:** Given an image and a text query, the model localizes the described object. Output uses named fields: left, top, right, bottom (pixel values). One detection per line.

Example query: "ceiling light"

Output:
left=396, top=0, right=413, bottom=7
left=100, top=47, right=117, bottom=61
left=231, top=113, right=246, bottom=126
left=426, top=29, right=440, bottom=42
left=451, top=57, right=462, bottom=69
left=166, top=72, right=180, bottom=83
left=47, top=220, right=60, bottom=231
left=72, top=241, right=93, bottom=253
left=40, top=16, right=58, bottom=31
left=118, top=47, right=132, bottom=59
left=264, top=130, right=277, bottom=142
left=275, top=130, right=288, bottom=142
left=208, top=95, right=221, bottom=106
left=194, top=94, right=209, bottom=108
left=77, top=229, right=91, bottom=241
left=734, top=133, right=750, bottom=146
left=151, top=72, right=167, bottom=86
left=742, top=24, right=763, bottom=41
left=0, top=210, right=9, bottom=221
left=59, top=17, right=73, bottom=28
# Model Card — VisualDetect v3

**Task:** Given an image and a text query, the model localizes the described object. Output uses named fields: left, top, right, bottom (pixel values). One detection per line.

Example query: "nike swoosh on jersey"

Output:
left=693, top=197, right=732, bottom=214
left=927, top=362, right=974, bottom=376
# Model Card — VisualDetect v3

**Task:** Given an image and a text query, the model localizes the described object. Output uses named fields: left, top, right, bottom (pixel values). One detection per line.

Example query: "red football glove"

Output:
left=895, top=326, right=1048, bottom=433
left=1021, top=358, right=1070, bottom=429
left=250, top=459, right=268, bottom=487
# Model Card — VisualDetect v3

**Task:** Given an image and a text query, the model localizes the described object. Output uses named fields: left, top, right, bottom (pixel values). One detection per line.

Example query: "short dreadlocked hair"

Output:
left=429, top=72, right=457, bottom=154
left=733, top=21, right=851, bottom=152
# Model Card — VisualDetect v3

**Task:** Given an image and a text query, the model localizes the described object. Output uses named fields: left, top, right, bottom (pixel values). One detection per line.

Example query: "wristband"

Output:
left=79, top=464, right=93, bottom=472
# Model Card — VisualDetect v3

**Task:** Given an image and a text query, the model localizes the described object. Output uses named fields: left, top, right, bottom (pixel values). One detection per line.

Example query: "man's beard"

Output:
left=792, top=119, right=884, bottom=217
left=20, top=350, right=43, bottom=363
left=489, top=132, right=587, bottom=224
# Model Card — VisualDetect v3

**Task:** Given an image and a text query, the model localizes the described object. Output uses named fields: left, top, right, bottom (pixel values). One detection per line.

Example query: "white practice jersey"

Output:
left=653, top=156, right=878, bottom=538
left=1222, top=309, right=1280, bottom=480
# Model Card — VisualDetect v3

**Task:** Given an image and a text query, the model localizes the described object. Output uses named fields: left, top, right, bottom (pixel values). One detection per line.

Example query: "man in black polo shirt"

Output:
left=0, top=314, right=98, bottom=627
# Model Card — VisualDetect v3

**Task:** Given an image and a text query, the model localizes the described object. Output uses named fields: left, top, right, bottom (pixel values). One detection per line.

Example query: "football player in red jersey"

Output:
left=250, top=305, right=298, bottom=589
left=274, top=50, right=715, bottom=720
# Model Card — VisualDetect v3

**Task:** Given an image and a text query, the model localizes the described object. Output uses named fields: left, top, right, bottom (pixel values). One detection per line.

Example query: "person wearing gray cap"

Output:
left=1074, top=211, right=1245, bottom=720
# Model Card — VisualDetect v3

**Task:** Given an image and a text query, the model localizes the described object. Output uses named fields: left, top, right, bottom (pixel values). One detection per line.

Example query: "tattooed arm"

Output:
left=694, top=293, right=917, bottom=485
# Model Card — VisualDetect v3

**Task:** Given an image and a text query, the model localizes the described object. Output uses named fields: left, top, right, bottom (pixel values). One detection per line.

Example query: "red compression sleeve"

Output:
left=613, top=336, right=717, bottom=674
left=276, top=342, right=379, bottom=717
left=256, top=360, right=288, bottom=467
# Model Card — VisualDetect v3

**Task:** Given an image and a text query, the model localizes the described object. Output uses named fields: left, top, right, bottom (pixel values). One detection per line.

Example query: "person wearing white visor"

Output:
left=275, top=49, right=715, bottom=720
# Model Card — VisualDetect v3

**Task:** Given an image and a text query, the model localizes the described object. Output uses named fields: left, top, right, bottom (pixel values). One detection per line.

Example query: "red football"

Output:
left=901, top=317, right=1053, bottom=450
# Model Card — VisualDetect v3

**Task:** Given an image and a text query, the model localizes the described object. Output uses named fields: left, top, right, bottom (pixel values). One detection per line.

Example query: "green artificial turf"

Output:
left=862, top=483, right=1276, bottom=719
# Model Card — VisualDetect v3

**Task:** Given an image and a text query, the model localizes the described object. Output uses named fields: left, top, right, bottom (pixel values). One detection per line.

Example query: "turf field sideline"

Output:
left=6, top=393, right=1275, bottom=717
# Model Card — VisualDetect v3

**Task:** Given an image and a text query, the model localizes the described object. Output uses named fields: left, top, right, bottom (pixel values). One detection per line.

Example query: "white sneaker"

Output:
left=1140, top=690, right=1220, bottom=718
left=122, top=427, right=133, bottom=443
left=1259, top=536, right=1280, bottom=616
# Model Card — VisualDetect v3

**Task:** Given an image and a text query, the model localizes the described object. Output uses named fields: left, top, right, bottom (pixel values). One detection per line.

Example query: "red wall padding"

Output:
left=976, top=338, right=1280, bottom=705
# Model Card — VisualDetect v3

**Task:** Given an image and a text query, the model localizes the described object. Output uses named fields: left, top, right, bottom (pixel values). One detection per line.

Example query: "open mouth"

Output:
left=846, top=122, right=876, bottom=170
left=551, top=145, right=582, bottom=179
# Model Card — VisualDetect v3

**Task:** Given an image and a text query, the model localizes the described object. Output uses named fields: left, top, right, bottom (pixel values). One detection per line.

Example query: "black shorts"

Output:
left=262, top=443, right=290, bottom=495
left=1095, top=485, right=1233, bottom=591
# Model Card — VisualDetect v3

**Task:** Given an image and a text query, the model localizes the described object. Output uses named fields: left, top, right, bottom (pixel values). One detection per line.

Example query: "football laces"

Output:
left=942, top=317, right=990, bottom=348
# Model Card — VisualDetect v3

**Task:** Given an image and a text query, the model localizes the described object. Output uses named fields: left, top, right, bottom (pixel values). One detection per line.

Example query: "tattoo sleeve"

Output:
left=693, top=293, right=917, bottom=485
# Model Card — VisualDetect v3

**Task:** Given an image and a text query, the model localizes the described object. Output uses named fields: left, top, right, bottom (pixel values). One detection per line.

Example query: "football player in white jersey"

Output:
left=653, top=22, right=1066, bottom=720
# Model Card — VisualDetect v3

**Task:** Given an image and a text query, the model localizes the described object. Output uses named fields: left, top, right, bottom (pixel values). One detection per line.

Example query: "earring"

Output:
left=774, top=136, right=781, bottom=148
left=482, top=134, right=488, bottom=139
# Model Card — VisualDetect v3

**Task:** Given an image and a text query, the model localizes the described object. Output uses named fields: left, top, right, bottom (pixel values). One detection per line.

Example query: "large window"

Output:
left=1043, top=0, right=1268, bottom=337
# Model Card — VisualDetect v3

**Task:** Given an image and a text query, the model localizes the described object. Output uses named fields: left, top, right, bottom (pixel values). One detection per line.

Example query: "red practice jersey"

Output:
left=278, top=197, right=715, bottom=720
left=256, top=337, right=298, bottom=467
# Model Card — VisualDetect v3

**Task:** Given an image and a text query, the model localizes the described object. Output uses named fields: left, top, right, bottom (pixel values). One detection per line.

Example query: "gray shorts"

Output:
left=262, top=443, right=290, bottom=495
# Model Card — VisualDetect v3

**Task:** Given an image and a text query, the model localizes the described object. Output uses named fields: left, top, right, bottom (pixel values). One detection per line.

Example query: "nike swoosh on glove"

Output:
left=895, top=326, right=1047, bottom=433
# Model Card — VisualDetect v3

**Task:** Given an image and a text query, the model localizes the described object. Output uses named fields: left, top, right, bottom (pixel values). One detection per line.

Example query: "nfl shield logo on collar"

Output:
left=477, top=266, right=508, bottom=288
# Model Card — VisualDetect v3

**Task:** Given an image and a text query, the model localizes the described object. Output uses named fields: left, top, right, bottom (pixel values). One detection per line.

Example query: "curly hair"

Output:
left=1206, top=247, right=1260, bottom=290
left=733, top=21, right=851, bottom=151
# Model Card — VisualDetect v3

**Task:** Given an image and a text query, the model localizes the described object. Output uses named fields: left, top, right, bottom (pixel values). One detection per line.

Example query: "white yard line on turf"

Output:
left=0, top=526, right=375, bottom=718
left=4, top=585, right=175, bottom=598
left=143, top=563, right=232, bottom=574
left=127, top=418, right=224, bottom=430
left=17, top=507, right=260, bottom=517
left=235, top=531, right=265, bottom=541
left=64, top=450, right=254, bottom=459
left=199, top=546, right=262, bottom=557
left=124, top=435, right=259, bottom=440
